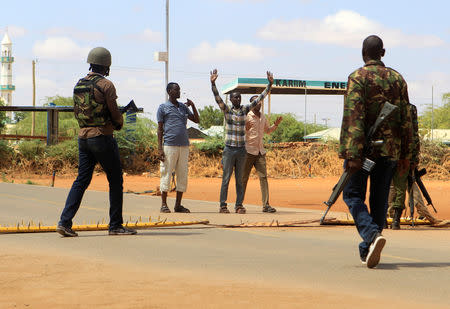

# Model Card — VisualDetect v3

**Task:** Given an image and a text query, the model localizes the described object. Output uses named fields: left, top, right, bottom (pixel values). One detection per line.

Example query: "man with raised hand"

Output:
left=210, top=69, right=273, bottom=214
left=242, top=97, right=282, bottom=213
left=157, top=82, right=200, bottom=213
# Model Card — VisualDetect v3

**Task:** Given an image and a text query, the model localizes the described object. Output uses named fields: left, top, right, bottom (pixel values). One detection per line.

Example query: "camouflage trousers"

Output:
left=387, top=175, right=439, bottom=224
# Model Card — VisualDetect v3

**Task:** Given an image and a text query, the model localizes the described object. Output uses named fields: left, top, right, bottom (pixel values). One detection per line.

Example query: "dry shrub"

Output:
left=185, top=141, right=449, bottom=179
left=185, top=142, right=343, bottom=179
left=188, top=150, right=222, bottom=177
left=1, top=140, right=448, bottom=180
left=418, top=141, right=449, bottom=180
left=265, top=143, right=341, bottom=178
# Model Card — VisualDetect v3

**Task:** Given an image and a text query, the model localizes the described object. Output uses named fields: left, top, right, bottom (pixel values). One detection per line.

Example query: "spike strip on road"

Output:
left=0, top=220, right=210, bottom=234
left=321, top=218, right=431, bottom=226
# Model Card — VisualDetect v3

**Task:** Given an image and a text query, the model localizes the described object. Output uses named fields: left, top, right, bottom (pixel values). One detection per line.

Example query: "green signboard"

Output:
left=222, top=77, right=347, bottom=95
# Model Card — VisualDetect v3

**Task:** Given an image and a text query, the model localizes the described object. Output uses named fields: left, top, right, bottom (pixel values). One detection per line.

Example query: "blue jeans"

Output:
left=59, top=135, right=124, bottom=230
left=220, top=146, right=246, bottom=208
left=343, top=157, right=397, bottom=259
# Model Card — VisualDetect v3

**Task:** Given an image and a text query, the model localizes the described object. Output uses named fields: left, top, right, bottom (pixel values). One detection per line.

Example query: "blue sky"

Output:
left=1, top=0, right=449, bottom=127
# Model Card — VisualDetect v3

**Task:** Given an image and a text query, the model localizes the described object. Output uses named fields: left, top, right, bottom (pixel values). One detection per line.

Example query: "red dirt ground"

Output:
left=12, top=174, right=450, bottom=219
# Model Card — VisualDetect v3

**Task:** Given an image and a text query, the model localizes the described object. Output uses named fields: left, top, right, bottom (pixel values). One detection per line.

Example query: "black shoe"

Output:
left=366, top=233, right=386, bottom=269
left=174, top=205, right=190, bottom=213
left=56, top=225, right=78, bottom=237
left=160, top=204, right=171, bottom=213
left=109, top=226, right=137, bottom=235
left=361, top=255, right=367, bottom=265
left=262, top=205, right=277, bottom=213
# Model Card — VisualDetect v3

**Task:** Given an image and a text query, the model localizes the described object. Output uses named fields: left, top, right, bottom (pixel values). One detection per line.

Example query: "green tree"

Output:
left=0, top=97, right=6, bottom=133
left=418, top=94, right=450, bottom=129
left=13, top=111, right=27, bottom=123
left=443, top=92, right=450, bottom=104
left=266, top=113, right=327, bottom=142
left=198, top=105, right=223, bottom=129
left=12, top=96, right=79, bottom=137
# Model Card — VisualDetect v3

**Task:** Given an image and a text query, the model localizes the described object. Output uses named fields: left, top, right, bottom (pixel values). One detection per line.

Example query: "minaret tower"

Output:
left=1, top=31, right=15, bottom=108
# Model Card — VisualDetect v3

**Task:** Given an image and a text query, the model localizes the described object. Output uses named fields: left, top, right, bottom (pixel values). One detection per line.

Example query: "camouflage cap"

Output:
left=87, top=47, right=111, bottom=67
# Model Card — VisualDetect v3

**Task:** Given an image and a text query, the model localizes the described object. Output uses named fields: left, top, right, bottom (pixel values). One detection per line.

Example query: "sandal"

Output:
left=262, top=205, right=277, bottom=213
left=174, top=205, right=190, bottom=213
left=160, top=204, right=171, bottom=213
left=219, top=206, right=230, bottom=213
left=235, top=206, right=246, bottom=214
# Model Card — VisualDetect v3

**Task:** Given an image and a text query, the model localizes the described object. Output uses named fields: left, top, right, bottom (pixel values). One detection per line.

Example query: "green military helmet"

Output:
left=87, top=47, right=111, bottom=67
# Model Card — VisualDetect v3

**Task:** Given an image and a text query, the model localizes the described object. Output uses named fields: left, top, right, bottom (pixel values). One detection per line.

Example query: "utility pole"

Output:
left=304, top=88, right=307, bottom=140
left=165, top=0, right=169, bottom=101
left=155, top=0, right=169, bottom=102
left=31, top=59, right=36, bottom=136
left=431, top=85, right=434, bottom=142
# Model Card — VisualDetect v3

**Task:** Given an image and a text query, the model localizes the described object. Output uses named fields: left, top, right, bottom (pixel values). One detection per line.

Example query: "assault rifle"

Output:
left=414, top=167, right=437, bottom=213
left=407, top=167, right=437, bottom=227
left=119, top=100, right=141, bottom=114
left=320, top=102, right=399, bottom=224
left=407, top=169, right=416, bottom=226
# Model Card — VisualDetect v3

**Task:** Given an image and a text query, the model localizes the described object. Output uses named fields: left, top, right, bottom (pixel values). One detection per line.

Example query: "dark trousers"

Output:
left=220, top=146, right=246, bottom=208
left=59, top=135, right=123, bottom=230
left=343, top=157, right=397, bottom=259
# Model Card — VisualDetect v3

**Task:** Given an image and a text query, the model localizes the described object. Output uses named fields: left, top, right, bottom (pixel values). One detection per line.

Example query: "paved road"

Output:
left=1, top=183, right=449, bottom=307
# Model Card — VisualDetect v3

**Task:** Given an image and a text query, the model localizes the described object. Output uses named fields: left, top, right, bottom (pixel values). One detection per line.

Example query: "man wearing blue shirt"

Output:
left=157, top=82, right=200, bottom=213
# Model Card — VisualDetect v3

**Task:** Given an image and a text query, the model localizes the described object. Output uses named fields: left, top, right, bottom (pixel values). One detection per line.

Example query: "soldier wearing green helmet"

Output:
left=56, top=47, right=137, bottom=237
left=87, top=47, right=112, bottom=67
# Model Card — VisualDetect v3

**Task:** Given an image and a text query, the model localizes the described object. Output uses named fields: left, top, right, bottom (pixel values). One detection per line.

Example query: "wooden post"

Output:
left=46, top=108, right=59, bottom=145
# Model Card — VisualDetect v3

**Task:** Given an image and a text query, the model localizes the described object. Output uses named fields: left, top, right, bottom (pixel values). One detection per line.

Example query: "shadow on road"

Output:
left=377, top=262, right=450, bottom=270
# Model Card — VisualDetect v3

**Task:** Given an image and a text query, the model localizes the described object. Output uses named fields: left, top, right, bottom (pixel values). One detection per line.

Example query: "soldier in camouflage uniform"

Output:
left=57, top=47, right=137, bottom=237
left=387, top=102, right=441, bottom=227
left=388, top=103, right=420, bottom=229
left=339, top=35, right=413, bottom=268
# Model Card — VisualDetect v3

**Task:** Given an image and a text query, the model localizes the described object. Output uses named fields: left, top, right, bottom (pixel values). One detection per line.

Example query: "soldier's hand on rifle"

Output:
left=158, top=149, right=165, bottom=162
left=267, top=71, right=274, bottom=85
left=346, top=159, right=362, bottom=173
left=210, top=69, right=218, bottom=84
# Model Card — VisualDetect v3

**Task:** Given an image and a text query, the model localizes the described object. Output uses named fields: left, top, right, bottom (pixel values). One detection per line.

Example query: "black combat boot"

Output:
left=391, top=208, right=402, bottom=230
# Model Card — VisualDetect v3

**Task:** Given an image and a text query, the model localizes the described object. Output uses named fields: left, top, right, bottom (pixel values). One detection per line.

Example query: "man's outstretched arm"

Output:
left=247, top=71, right=273, bottom=111
left=210, top=69, right=228, bottom=112
left=265, top=116, right=283, bottom=134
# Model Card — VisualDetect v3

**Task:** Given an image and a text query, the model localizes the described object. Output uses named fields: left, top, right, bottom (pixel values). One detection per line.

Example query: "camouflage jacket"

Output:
left=339, top=60, right=413, bottom=161
left=409, top=103, right=420, bottom=164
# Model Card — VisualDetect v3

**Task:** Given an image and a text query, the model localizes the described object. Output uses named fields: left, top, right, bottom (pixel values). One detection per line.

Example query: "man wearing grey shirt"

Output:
left=157, top=82, right=199, bottom=213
